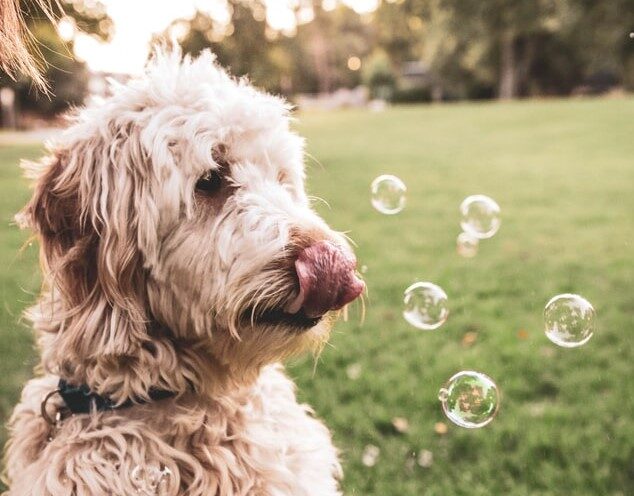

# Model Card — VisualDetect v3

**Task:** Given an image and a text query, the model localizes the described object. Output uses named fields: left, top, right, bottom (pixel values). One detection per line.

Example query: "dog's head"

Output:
left=20, top=50, right=364, bottom=395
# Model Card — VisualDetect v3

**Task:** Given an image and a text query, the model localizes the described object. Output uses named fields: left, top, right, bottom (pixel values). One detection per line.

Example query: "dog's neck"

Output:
left=46, top=333, right=263, bottom=404
left=32, top=293, right=264, bottom=404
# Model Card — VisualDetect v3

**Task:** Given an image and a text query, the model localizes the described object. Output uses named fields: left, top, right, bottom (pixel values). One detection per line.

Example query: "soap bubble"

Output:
left=438, top=371, right=500, bottom=428
left=460, top=195, right=501, bottom=239
left=456, top=232, right=479, bottom=258
left=371, top=175, right=406, bottom=214
left=131, top=465, right=171, bottom=495
left=403, top=282, right=449, bottom=330
left=544, top=293, right=595, bottom=347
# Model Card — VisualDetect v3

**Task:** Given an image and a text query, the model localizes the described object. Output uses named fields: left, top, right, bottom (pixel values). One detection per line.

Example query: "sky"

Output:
left=70, top=0, right=379, bottom=75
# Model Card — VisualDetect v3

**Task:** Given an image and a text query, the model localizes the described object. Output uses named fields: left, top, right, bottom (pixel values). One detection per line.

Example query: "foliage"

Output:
left=383, top=0, right=634, bottom=98
left=156, top=0, right=375, bottom=95
left=362, top=49, right=397, bottom=100
left=157, top=0, right=634, bottom=100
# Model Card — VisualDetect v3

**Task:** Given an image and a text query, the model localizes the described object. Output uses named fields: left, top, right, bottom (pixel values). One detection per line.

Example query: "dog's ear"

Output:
left=18, top=152, right=78, bottom=262
left=19, top=138, right=149, bottom=361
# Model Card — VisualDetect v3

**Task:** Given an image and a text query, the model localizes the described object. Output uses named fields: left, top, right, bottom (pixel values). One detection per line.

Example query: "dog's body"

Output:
left=3, top=51, right=363, bottom=495
left=6, top=367, right=340, bottom=495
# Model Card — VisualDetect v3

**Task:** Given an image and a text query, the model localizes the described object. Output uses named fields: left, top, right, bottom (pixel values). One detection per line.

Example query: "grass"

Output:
left=1, top=98, right=633, bottom=495
left=0, top=145, right=41, bottom=441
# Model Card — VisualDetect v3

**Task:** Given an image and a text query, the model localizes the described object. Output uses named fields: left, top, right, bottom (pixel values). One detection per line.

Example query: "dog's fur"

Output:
left=0, top=0, right=51, bottom=90
left=3, top=50, right=357, bottom=495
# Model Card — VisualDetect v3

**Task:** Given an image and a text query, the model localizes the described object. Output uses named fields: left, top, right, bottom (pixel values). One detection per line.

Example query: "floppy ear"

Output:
left=19, top=137, right=149, bottom=362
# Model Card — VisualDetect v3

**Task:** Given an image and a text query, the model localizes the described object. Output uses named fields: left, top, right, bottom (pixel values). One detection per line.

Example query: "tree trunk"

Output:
left=517, top=36, right=536, bottom=97
left=0, top=87, right=18, bottom=129
left=431, top=83, right=443, bottom=103
left=499, top=31, right=516, bottom=99
left=311, top=30, right=331, bottom=94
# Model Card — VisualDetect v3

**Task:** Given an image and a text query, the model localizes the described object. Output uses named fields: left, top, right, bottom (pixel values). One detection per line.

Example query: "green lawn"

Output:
left=1, top=98, right=633, bottom=495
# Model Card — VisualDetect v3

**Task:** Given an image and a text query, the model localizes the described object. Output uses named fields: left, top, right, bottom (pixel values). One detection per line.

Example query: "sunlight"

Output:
left=71, top=0, right=378, bottom=74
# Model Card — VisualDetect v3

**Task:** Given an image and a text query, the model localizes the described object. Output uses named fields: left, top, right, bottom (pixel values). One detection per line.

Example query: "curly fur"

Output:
left=2, top=49, right=356, bottom=495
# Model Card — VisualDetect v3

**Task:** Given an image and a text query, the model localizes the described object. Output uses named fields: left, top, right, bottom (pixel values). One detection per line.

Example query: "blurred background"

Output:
left=1, top=1, right=633, bottom=495
left=1, top=0, right=634, bottom=127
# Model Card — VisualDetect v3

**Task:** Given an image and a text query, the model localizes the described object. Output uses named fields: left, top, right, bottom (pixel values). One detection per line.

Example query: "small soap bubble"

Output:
left=460, top=195, right=501, bottom=239
left=630, top=32, right=634, bottom=39
left=439, top=371, right=500, bottom=428
left=371, top=174, right=406, bottom=214
left=403, top=282, right=449, bottom=330
left=130, top=465, right=171, bottom=495
left=456, top=232, right=479, bottom=258
left=360, top=264, right=368, bottom=274
left=544, top=293, right=595, bottom=347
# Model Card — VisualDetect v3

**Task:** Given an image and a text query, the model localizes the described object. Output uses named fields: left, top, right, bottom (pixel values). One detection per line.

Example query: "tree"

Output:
left=373, top=0, right=427, bottom=67
left=292, top=1, right=376, bottom=93
left=426, top=0, right=570, bottom=99
left=565, top=0, right=634, bottom=91
left=156, top=0, right=376, bottom=96
left=422, top=0, right=634, bottom=99
left=362, top=49, right=396, bottom=99
left=154, top=2, right=286, bottom=93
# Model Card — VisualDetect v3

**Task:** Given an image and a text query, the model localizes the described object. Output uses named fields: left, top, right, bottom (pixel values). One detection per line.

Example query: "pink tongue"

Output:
left=286, top=241, right=365, bottom=318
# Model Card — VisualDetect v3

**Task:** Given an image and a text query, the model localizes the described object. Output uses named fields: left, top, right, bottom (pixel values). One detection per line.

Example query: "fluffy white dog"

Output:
left=3, top=50, right=364, bottom=495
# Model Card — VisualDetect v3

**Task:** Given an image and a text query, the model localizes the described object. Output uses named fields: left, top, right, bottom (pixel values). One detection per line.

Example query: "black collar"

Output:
left=57, top=378, right=177, bottom=415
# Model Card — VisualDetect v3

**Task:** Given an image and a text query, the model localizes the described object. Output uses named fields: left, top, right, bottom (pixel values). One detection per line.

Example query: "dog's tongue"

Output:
left=285, top=241, right=364, bottom=318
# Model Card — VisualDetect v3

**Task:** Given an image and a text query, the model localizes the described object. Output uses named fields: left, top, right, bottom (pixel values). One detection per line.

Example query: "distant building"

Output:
left=398, top=61, right=445, bottom=102
left=400, top=61, right=431, bottom=89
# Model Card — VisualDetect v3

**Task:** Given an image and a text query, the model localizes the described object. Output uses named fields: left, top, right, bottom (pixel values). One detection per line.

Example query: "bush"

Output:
left=391, top=86, right=431, bottom=103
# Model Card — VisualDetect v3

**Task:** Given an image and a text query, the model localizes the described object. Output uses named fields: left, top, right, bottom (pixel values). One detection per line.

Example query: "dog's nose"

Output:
left=285, top=240, right=365, bottom=318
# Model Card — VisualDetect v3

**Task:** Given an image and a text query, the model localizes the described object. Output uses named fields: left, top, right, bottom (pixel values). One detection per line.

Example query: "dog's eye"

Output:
left=195, top=170, right=222, bottom=194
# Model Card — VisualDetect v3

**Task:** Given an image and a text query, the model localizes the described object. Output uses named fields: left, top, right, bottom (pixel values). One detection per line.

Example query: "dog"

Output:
left=2, top=49, right=364, bottom=495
